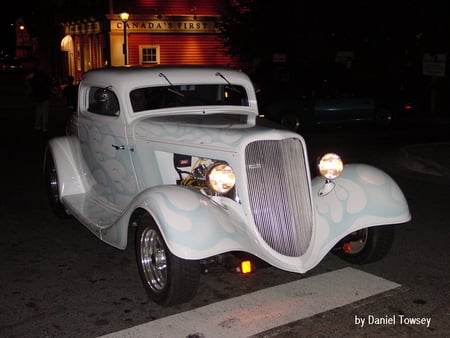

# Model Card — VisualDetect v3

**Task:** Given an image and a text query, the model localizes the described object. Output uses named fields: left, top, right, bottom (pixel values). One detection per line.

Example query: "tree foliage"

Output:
left=217, top=0, right=299, bottom=64
left=217, top=0, right=450, bottom=69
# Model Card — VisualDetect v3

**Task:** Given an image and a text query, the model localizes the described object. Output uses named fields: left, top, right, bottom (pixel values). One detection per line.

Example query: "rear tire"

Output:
left=375, top=107, right=393, bottom=128
left=43, top=149, right=71, bottom=218
left=135, top=213, right=200, bottom=306
left=334, top=225, right=395, bottom=264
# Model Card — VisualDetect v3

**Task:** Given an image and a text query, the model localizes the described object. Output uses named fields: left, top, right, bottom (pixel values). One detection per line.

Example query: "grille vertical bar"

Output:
left=245, top=139, right=313, bottom=256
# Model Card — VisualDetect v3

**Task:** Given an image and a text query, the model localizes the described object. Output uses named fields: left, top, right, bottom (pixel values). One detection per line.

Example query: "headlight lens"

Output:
left=318, top=153, right=343, bottom=179
left=206, top=163, right=236, bottom=194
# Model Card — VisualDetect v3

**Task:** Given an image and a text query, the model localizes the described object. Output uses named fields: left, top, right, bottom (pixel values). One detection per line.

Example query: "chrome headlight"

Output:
left=206, top=162, right=236, bottom=194
left=318, top=153, right=343, bottom=180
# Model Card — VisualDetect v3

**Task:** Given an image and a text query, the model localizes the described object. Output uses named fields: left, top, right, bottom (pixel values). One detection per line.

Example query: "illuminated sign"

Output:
left=423, top=53, right=446, bottom=77
left=111, top=18, right=219, bottom=34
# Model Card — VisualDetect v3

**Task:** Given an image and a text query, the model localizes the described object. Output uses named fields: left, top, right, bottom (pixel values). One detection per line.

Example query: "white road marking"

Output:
left=99, top=267, right=401, bottom=338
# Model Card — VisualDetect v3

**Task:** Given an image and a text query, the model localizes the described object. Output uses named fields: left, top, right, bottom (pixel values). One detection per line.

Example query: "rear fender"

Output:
left=45, top=136, right=94, bottom=197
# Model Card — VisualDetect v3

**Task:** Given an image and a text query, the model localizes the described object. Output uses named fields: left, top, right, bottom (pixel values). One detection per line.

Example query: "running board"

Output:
left=62, top=193, right=121, bottom=235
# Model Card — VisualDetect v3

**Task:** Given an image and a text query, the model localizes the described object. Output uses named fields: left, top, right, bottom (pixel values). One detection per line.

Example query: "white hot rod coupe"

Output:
left=44, top=66, right=411, bottom=306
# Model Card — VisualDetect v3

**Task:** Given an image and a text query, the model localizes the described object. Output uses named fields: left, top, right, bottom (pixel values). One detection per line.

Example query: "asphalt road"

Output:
left=1, top=71, right=449, bottom=338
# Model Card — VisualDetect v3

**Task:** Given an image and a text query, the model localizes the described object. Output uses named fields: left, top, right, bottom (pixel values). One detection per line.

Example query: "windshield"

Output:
left=130, top=84, right=248, bottom=113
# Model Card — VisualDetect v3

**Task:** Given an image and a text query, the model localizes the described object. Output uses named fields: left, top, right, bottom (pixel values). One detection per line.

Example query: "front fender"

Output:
left=310, top=163, right=411, bottom=259
left=127, top=185, right=258, bottom=260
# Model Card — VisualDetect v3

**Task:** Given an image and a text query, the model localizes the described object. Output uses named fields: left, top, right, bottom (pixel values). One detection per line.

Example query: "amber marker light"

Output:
left=239, top=260, right=253, bottom=274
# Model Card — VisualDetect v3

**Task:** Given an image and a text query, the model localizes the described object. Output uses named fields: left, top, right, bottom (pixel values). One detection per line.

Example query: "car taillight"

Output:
left=403, top=103, right=413, bottom=111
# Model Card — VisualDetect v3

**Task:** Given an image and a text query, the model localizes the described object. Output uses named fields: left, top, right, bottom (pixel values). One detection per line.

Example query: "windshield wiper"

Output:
left=215, top=72, right=241, bottom=94
left=159, top=72, right=184, bottom=97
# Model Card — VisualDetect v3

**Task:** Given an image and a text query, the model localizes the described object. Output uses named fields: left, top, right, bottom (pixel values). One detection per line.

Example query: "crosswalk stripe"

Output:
left=99, top=267, right=401, bottom=338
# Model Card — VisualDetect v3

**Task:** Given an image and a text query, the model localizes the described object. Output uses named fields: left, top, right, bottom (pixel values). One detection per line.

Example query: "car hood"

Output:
left=133, top=118, right=289, bottom=151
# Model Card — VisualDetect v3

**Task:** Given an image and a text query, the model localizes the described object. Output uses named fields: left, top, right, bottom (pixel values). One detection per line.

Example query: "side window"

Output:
left=130, top=89, right=148, bottom=112
left=88, top=87, right=119, bottom=116
left=139, top=45, right=160, bottom=65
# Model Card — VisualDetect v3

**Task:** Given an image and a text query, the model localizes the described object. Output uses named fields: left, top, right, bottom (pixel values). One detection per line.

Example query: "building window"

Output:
left=139, top=45, right=160, bottom=65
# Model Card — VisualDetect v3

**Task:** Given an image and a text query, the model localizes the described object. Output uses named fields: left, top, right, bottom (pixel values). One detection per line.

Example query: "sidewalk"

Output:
left=400, top=142, right=450, bottom=178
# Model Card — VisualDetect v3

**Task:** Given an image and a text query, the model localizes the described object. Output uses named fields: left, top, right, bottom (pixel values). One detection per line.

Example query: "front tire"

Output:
left=135, top=213, right=200, bottom=306
left=280, top=111, right=301, bottom=131
left=333, top=225, right=395, bottom=264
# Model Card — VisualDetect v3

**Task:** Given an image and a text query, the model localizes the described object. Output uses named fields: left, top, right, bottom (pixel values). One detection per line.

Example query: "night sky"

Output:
left=1, top=3, right=29, bottom=57
left=2, top=1, right=449, bottom=60
left=1, top=0, right=108, bottom=58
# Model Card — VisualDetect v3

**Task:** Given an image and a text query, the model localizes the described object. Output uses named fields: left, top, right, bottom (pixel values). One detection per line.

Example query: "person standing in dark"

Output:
left=61, top=75, right=79, bottom=112
left=26, top=68, right=53, bottom=132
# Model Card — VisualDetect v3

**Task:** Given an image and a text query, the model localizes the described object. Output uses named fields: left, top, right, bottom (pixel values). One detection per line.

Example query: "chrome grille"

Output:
left=245, top=139, right=313, bottom=256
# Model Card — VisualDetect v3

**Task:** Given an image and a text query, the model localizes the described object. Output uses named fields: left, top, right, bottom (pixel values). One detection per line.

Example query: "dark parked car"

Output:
left=255, top=63, right=414, bottom=131
left=0, top=58, right=24, bottom=73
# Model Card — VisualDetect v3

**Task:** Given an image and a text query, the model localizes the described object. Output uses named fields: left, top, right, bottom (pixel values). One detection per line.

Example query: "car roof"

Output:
left=81, top=65, right=253, bottom=91
left=80, top=65, right=260, bottom=123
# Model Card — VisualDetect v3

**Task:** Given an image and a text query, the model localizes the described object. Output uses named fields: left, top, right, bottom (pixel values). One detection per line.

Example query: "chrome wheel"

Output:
left=139, top=226, right=168, bottom=293
left=334, top=225, right=395, bottom=264
left=343, top=228, right=368, bottom=254
left=48, top=163, right=59, bottom=205
left=135, top=213, right=200, bottom=306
